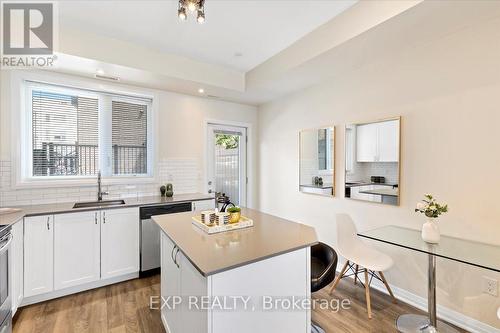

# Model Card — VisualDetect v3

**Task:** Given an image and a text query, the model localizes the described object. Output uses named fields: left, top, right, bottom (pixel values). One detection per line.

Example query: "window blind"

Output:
left=32, top=90, right=99, bottom=176
left=111, top=100, right=148, bottom=175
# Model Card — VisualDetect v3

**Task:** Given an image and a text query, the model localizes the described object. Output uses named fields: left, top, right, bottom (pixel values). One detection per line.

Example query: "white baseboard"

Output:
left=336, top=269, right=499, bottom=333
left=20, top=272, right=139, bottom=306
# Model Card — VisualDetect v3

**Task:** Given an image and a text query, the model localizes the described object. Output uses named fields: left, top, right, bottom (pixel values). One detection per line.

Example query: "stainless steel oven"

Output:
left=0, top=224, right=12, bottom=333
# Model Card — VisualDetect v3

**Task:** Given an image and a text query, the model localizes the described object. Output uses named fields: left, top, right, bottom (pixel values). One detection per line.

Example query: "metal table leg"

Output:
left=396, top=254, right=459, bottom=333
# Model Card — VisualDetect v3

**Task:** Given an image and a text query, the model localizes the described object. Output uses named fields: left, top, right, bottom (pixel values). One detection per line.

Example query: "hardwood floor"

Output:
left=13, top=274, right=467, bottom=333
left=13, top=275, right=165, bottom=333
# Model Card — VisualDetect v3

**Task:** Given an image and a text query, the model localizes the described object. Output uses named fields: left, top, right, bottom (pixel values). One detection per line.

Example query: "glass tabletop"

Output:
left=358, top=225, right=500, bottom=273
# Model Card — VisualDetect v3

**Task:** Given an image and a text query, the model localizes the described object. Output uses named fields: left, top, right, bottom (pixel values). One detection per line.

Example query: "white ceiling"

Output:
left=59, top=0, right=356, bottom=72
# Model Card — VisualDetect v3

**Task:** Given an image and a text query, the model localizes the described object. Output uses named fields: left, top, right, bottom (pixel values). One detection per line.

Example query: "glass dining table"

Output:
left=358, top=225, right=500, bottom=333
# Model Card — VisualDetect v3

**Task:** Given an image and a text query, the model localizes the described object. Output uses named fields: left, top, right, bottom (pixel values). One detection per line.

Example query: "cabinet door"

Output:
left=180, top=251, right=208, bottom=333
left=101, top=208, right=139, bottom=279
left=24, top=215, right=54, bottom=297
left=10, top=220, right=23, bottom=314
left=356, top=123, right=378, bottom=162
left=192, top=199, right=215, bottom=212
left=378, top=120, right=399, bottom=162
left=161, top=233, right=182, bottom=333
left=54, top=211, right=101, bottom=290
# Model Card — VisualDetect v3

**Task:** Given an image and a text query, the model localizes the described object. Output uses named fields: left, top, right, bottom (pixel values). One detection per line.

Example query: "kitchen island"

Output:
left=152, top=207, right=318, bottom=333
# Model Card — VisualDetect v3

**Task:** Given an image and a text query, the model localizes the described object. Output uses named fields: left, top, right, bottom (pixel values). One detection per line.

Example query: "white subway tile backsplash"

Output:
left=0, top=158, right=201, bottom=206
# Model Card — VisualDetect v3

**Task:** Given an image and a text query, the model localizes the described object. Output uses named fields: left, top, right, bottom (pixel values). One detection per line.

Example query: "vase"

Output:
left=421, top=218, right=440, bottom=244
left=229, top=212, right=241, bottom=224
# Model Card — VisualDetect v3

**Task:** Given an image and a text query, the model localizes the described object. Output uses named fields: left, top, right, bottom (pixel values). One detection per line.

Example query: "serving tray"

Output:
left=192, top=215, right=254, bottom=234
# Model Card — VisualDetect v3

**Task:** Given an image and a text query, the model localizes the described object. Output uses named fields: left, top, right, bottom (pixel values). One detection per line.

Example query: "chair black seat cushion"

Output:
left=311, top=242, right=338, bottom=293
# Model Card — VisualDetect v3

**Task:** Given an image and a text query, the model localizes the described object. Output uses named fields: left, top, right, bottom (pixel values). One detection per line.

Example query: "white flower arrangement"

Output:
left=415, top=194, right=448, bottom=219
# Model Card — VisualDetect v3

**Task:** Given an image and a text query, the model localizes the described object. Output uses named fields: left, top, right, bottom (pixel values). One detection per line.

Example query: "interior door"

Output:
left=207, top=124, right=247, bottom=206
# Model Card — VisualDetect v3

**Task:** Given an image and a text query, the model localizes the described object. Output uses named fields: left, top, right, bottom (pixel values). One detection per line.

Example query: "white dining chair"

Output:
left=329, top=213, right=396, bottom=319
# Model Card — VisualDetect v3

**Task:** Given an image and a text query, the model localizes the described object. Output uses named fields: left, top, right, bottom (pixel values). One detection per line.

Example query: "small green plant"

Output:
left=415, top=194, right=448, bottom=219
left=227, top=206, right=241, bottom=213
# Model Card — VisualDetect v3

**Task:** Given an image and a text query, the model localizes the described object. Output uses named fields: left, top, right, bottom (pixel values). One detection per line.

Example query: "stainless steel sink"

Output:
left=73, top=200, right=126, bottom=209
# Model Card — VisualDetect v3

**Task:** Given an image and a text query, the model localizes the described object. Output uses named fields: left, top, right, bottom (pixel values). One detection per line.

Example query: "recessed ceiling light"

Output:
left=198, top=88, right=205, bottom=94
left=96, top=69, right=105, bottom=75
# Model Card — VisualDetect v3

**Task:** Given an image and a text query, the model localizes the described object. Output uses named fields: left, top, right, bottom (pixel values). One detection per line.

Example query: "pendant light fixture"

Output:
left=178, top=0, right=205, bottom=23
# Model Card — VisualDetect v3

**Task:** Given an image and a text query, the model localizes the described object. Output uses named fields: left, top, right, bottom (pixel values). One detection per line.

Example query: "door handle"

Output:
left=171, top=245, right=176, bottom=264
left=174, top=247, right=180, bottom=268
left=47, top=216, right=50, bottom=230
left=0, top=234, right=12, bottom=254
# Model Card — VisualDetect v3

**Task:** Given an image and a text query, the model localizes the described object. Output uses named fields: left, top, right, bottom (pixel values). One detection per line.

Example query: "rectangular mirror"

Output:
left=299, top=127, right=335, bottom=196
left=344, top=117, right=400, bottom=205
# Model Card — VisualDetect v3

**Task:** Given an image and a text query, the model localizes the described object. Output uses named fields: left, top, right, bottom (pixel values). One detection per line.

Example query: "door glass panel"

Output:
left=214, top=132, right=241, bottom=205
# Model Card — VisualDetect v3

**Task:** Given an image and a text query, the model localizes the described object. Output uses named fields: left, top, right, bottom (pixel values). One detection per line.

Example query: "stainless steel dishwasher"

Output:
left=140, top=202, right=192, bottom=273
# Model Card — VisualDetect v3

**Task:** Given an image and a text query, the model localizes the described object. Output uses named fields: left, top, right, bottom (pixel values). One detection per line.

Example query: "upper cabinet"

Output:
left=356, top=119, right=399, bottom=162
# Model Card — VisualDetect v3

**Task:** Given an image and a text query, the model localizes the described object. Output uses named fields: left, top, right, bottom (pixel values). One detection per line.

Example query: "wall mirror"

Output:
left=344, top=117, right=400, bottom=205
left=299, top=127, right=335, bottom=196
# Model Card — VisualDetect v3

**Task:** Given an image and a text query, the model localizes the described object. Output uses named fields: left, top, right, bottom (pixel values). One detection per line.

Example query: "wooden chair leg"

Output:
left=379, top=271, right=397, bottom=303
left=354, top=264, right=359, bottom=285
left=364, top=269, right=372, bottom=319
left=329, top=261, right=349, bottom=295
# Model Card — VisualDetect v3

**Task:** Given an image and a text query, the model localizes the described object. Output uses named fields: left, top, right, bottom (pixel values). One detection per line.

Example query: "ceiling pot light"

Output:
left=198, top=88, right=205, bottom=94
left=96, top=69, right=105, bottom=75
left=197, top=10, right=205, bottom=24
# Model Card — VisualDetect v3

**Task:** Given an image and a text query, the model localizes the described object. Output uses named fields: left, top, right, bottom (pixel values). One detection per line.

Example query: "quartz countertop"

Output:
left=152, top=207, right=318, bottom=277
left=300, top=183, right=333, bottom=189
left=0, top=193, right=214, bottom=227
left=345, top=181, right=398, bottom=188
left=359, top=188, right=399, bottom=197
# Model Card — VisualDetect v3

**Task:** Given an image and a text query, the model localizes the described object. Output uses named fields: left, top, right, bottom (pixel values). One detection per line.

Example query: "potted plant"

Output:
left=227, top=206, right=241, bottom=224
left=415, top=194, right=448, bottom=243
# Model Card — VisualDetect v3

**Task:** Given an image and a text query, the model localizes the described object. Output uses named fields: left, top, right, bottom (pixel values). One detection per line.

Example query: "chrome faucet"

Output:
left=97, top=171, right=109, bottom=201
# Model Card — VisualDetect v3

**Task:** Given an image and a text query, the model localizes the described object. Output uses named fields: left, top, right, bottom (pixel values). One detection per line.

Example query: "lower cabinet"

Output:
left=54, top=211, right=101, bottom=290
left=23, top=208, right=140, bottom=303
left=24, top=215, right=54, bottom=297
left=10, top=220, right=24, bottom=314
left=101, top=208, right=140, bottom=279
left=192, top=199, right=216, bottom=212
left=161, top=233, right=208, bottom=333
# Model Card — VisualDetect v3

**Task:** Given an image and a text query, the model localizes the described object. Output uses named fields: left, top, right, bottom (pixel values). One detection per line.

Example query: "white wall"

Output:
left=0, top=70, right=258, bottom=207
left=257, top=13, right=500, bottom=329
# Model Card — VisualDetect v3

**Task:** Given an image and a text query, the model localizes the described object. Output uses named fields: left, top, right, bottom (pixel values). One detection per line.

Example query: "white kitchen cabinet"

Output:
left=378, top=120, right=399, bottom=162
left=101, top=208, right=140, bottom=279
left=192, top=199, right=215, bottom=212
left=10, top=220, right=23, bottom=314
left=356, top=119, right=399, bottom=162
left=161, top=233, right=182, bottom=333
left=54, top=211, right=101, bottom=290
left=160, top=232, right=310, bottom=333
left=24, top=215, right=54, bottom=297
left=356, top=123, right=378, bottom=162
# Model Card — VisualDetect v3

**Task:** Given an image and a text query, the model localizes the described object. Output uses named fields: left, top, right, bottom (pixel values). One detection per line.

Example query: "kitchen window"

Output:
left=22, top=80, right=154, bottom=183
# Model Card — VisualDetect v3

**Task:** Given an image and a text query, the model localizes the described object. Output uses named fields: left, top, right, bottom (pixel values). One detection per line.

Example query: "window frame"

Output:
left=11, top=70, right=158, bottom=188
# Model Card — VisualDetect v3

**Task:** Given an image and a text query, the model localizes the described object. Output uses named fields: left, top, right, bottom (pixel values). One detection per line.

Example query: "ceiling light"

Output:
left=178, top=7, right=187, bottom=21
left=198, top=88, right=205, bottom=94
left=178, top=0, right=205, bottom=23
left=96, top=69, right=105, bottom=75
left=197, top=10, right=205, bottom=24
left=187, top=1, right=197, bottom=12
